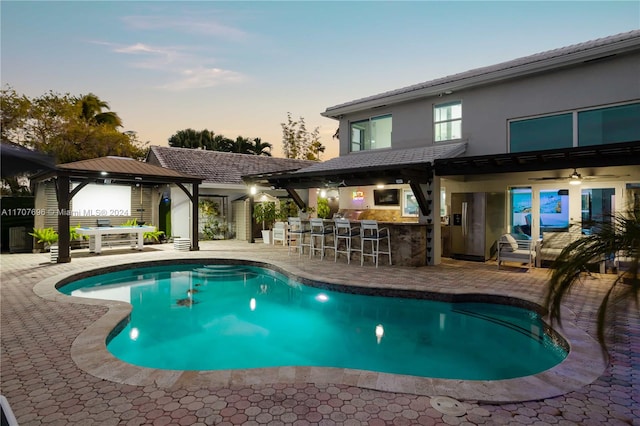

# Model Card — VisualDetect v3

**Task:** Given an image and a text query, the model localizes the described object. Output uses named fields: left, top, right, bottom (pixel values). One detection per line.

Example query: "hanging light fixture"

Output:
left=569, top=169, right=582, bottom=185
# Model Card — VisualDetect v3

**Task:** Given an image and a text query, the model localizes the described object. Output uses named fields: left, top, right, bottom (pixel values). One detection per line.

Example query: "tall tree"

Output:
left=76, top=93, right=123, bottom=128
left=168, top=128, right=203, bottom=149
left=0, top=86, right=146, bottom=163
left=232, top=136, right=253, bottom=154
left=281, top=112, right=325, bottom=160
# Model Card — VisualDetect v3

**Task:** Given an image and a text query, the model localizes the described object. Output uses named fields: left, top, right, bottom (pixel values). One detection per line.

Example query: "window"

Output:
left=434, top=101, right=462, bottom=142
left=509, top=114, right=573, bottom=153
left=402, top=189, right=418, bottom=217
left=350, top=115, right=392, bottom=152
left=578, top=103, right=640, bottom=146
left=509, top=102, right=640, bottom=153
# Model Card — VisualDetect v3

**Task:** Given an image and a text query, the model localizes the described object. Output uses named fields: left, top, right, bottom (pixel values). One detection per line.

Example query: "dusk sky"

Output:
left=2, top=1, right=639, bottom=159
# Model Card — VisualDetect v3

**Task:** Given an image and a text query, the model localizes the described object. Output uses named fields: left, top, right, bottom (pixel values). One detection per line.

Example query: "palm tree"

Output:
left=212, top=134, right=234, bottom=152
left=168, top=128, right=201, bottom=148
left=544, top=209, right=639, bottom=353
left=232, top=136, right=253, bottom=155
left=250, top=137, right=272, bottom=156
left=77, top=93, right=122, bottom=128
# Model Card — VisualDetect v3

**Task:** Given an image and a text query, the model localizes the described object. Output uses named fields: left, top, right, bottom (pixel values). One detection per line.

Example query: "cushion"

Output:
left=501, top=234, right=518, bottom=252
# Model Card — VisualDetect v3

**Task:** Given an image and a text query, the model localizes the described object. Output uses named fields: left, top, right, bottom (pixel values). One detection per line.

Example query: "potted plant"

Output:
left=143, top=226, right=165, bottom=244
left=29, top=227, right=58, bottom=252
left=299, top=206, right=315, bottom=220
left=317, top=198, right=331, bottom=219
left=70, top=224, right=89, bottom=249
left=253, top=201, right=277, bottom=243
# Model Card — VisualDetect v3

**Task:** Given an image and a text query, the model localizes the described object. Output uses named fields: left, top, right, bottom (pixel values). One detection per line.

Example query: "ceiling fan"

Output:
left=528, top=168, right=624, bottom=185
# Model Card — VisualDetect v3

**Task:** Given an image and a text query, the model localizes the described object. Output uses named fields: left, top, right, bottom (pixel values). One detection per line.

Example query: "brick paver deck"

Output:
left=1, top=241, right=638, bottom=425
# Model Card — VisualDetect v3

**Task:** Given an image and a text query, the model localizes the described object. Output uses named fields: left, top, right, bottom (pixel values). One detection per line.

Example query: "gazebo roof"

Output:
left=33, top=156, right=202, bottom=185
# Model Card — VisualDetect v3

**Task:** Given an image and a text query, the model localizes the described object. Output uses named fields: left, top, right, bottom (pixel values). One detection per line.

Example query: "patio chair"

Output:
left=497, top=233, right=536, bottom=271
left=272, top=221, right=287, bottom=246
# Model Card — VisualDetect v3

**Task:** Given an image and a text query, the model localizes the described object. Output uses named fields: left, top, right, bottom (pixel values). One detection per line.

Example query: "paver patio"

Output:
left=1, top=240, right=638, bottom=425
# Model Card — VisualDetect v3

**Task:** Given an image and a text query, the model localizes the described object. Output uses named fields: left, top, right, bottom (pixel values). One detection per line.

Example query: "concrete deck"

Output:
left=1, top=240, right=638, bottom=425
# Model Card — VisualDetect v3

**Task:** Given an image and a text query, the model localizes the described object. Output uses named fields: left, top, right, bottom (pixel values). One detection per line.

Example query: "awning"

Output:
left=244, top=142, right=467, bottom=189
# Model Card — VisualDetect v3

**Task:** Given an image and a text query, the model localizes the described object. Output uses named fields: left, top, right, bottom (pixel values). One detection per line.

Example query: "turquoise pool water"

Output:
left=60, top=264, right=567, bottom=380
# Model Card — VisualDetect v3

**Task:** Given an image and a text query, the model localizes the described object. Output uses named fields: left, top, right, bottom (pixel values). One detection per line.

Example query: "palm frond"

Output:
left=544, top=209, right=640, bottom=353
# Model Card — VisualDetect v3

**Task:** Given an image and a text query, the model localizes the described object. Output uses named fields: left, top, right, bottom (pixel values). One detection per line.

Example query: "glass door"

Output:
left=509, top=187, right=532, bottom=238
left=581, top=188, right=615, bottom=235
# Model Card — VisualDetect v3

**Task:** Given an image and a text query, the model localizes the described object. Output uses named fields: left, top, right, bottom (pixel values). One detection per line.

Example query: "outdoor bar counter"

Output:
left=372, top=221, right=431, bottom=267
left=319, top=220, right=431, bottom=267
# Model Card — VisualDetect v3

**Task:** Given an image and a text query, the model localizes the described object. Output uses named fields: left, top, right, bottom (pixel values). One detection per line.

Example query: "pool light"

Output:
left=250, top=298, right=256, bottom=311
left=315, top=293, right=329, bottom=302
left=375, top=324, right=384, bottom=344
left=130, top=327, right=139, bottom=341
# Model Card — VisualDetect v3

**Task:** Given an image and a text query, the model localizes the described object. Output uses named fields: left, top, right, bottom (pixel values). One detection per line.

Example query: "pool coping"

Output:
left=33, top=258, right=608, bottom=403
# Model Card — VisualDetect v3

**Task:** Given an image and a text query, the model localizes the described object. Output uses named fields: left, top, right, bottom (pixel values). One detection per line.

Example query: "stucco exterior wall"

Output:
left=338, top=52, right=640, bottom=157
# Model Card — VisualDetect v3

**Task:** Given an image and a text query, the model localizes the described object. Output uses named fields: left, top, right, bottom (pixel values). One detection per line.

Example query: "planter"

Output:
left=261, top=230, right=271, bottom=244
left=50, top=245, right=58, bottom=263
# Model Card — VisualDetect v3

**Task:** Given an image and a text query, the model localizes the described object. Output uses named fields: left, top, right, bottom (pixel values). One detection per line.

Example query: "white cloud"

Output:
left=122, top=14, right=248, bottom=41
left=160, top=67, right=245, bottom=91
left=114, top=42, right=167, bottom=55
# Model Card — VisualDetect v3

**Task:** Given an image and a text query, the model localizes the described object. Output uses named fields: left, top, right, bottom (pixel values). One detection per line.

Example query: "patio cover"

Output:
left=435, top=140, right=640, bottom=176
left=243, top=142, right=467, bottom=215
left=31, top=156, right=203, bottom=263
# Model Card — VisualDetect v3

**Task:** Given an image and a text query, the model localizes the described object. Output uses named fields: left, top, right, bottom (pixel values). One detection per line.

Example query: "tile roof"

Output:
left=324, top=30, right=640, bottom=115
left=57, top=156, right=199, bottom=180
left=148, top=146, right=317, bottom=185
left=291, top=143, right=467, bottom=175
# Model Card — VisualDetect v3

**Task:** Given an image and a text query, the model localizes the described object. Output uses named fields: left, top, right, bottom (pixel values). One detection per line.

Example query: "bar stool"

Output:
left=288, top=217, right=310, bottom=256
left=334, top=218, right=361, bottom=264
left=309, top=218, right=334, bottom=259
left=361, top=220, right=392, bottom=267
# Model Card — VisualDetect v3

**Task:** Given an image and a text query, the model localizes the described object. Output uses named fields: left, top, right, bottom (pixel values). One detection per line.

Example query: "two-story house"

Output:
left=250, top=30, right=640, bottom=266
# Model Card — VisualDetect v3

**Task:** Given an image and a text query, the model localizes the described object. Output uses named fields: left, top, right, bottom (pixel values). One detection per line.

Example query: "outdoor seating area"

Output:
left=282, top=218, right=395, bottom=267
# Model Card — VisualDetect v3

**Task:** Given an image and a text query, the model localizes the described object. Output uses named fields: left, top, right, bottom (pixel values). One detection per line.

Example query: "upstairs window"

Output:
left=578, top=103, right=640, bottom=146
left=509, top=113, right=573, bottom=153
left=350, top=115, right=392, bottom=152
left=434, top=101, right=462, bottom=142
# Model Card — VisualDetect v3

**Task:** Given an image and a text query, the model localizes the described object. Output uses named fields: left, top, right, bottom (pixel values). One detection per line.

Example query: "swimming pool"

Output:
left=60, top=263, right=567, bottom=380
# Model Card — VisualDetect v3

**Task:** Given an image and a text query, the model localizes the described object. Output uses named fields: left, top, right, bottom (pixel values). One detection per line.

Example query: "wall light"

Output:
left=250, top=185, right=257, bottom=195
left=320, top=189, right=327, bottom=198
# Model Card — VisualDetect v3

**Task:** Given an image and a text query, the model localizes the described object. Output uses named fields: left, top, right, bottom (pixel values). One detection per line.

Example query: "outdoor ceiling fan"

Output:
left=528, top=168, right=624, bottom=185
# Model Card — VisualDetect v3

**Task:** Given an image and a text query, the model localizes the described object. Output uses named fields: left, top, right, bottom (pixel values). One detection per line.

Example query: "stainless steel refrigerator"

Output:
left=450, top=192, right=505, bottom=261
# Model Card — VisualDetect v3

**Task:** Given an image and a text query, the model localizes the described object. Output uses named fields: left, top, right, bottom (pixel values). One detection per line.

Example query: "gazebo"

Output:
left=31, top=156, right=202, bottom=263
